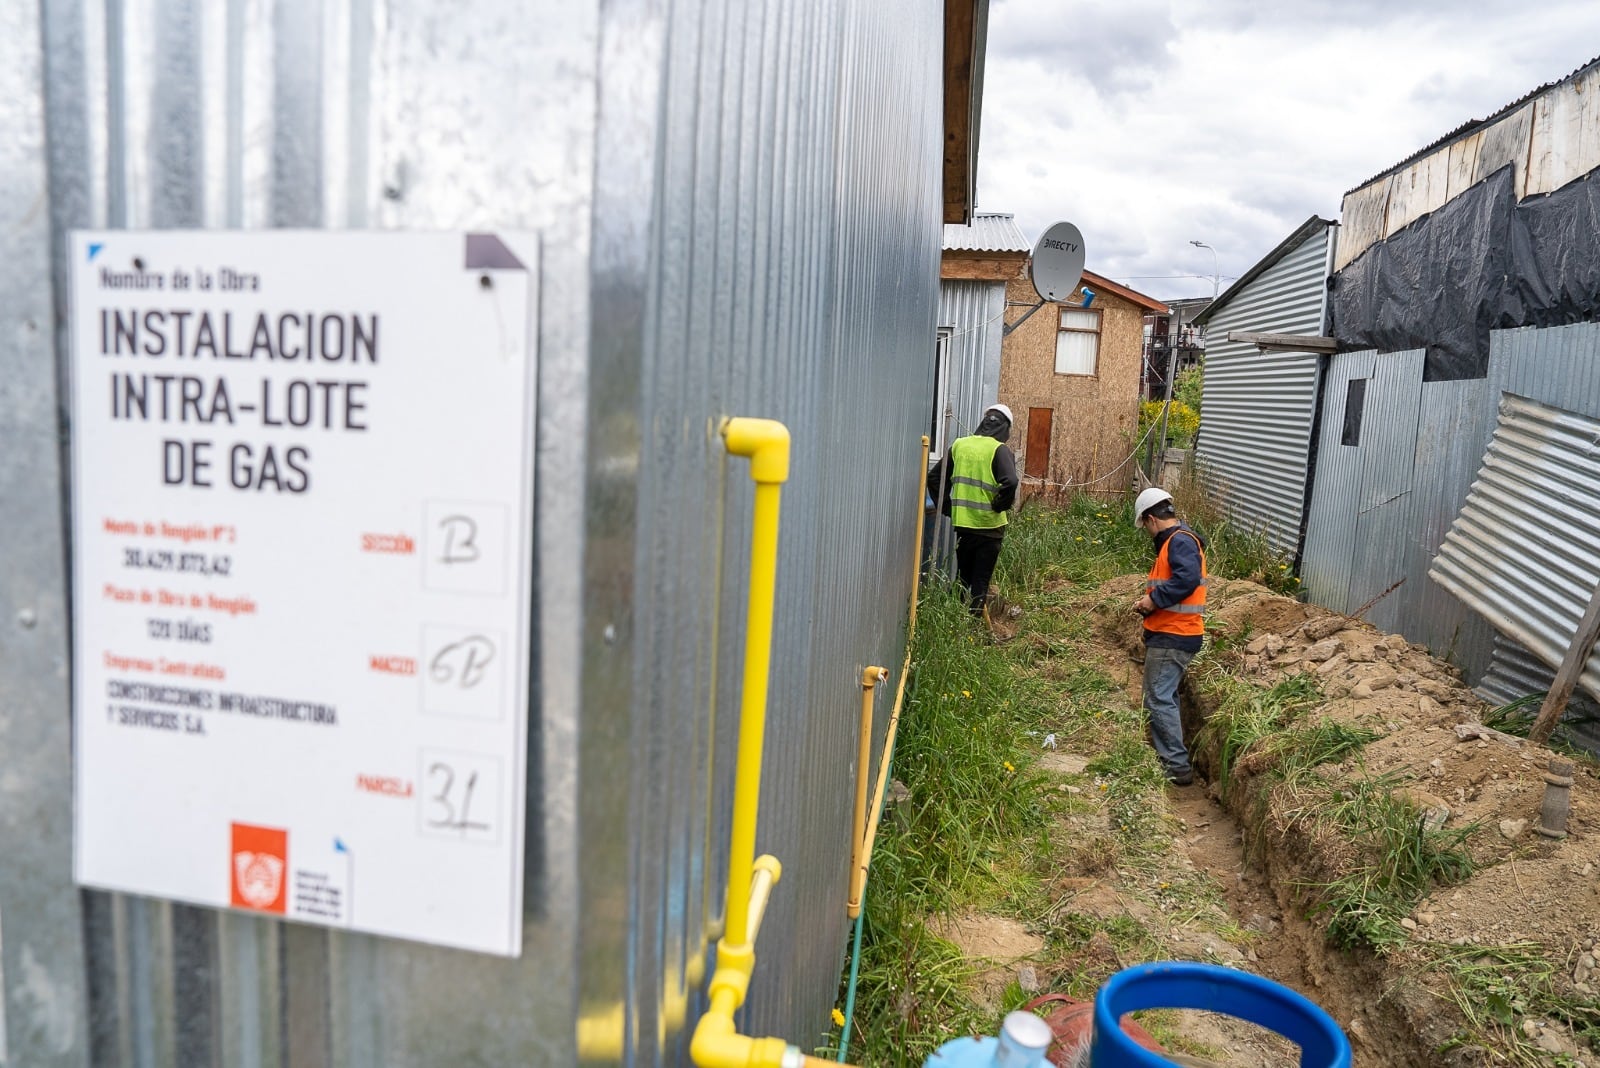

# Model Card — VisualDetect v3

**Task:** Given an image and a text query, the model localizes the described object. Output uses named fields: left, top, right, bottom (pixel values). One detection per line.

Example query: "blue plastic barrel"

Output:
left=1090, top=962, right=1350, bottom=1068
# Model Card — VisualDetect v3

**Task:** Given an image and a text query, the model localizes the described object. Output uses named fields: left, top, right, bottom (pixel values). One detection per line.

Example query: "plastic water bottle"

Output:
left=923, top=1010, right=1053, bottom=1067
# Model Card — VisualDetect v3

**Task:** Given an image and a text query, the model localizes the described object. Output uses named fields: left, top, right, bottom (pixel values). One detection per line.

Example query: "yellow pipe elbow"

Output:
left=722, top=417, right=791, bottom=484
left=689, top=1016, right=794, bottom=1068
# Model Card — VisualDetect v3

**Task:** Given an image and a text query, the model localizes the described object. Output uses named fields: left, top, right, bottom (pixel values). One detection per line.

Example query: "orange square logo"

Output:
left=230, top=823, right=288, bottom=914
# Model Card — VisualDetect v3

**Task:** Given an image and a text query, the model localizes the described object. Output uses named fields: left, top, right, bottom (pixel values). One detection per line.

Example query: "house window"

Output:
left=1055, top=309, right=1100, bottom=376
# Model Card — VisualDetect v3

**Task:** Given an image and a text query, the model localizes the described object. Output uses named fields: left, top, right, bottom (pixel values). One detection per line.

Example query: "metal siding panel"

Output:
left=18, top=0, right=943, bottom=1063
left=619, top=0, right=943, bottom=1058
left=1400, top=378, right=1496, bottom=670
left=1430, top=390, right=1600, bottom=703
left=1195, top=225, right=1330, bottom=552
left=942, top=212, right=1029, bottom=253
left=0, top=1, right=91, bottom=1064
left=939, top=280, right=1005, bottom=440
left=1301, top=349, right=1378, bottom=613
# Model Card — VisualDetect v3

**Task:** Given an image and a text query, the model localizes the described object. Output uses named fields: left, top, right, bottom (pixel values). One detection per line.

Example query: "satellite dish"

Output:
left=1030, top=222, right=1086, bottom=303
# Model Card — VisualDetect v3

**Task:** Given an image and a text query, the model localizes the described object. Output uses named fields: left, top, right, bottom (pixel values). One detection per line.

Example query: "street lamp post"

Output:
left=1189, top=239, right=1219, bottom=301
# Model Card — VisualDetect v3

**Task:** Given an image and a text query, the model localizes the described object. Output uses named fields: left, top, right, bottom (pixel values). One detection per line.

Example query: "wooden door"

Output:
left=1024, top=407, right=1052, bottom=478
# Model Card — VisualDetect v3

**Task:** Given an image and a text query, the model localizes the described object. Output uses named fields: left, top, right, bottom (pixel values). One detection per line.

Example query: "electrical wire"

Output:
left=1016, top=401, right=1165, bottom=491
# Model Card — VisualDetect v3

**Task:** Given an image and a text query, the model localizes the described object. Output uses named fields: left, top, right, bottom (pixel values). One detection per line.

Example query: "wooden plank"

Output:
left=1474, top=102, right=1534, bottom=198
left=1335, top=178, right=1392, bottom=270
left=1224, top=331, right=1338, bottom=354
left=1525, top=94, right=1557, bottom=196
left=1528, top=577, right=1600, bottom=745
left=1446, top=131, right=1483, bottom=200
left=1386, top=150, right=1450, bottom=235
left=940, top=251, right=1028, bottom=281
left=942, top=0, right=977, bottom=223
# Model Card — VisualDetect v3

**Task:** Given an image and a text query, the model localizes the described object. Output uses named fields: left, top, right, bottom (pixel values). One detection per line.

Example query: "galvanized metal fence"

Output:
left=1301, top=323, right=1600, bottom=704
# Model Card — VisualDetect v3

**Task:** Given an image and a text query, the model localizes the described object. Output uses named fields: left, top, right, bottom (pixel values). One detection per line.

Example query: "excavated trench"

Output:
left=1080, top=575, right=1600, bottom=1067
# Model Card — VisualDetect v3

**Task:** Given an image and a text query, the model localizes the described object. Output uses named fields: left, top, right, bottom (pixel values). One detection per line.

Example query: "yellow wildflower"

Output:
left=1003, top=761, right=1015, bottom=773
left=832, top=1008, right=846, bottom=1027
left=962, top=690, right=972, bottom=698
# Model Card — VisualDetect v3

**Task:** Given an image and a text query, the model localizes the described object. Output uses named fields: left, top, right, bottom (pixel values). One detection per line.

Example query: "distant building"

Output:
left=998, top=268, right=1167, bottom=497
left=1141, top=296, right=1211, bottom=401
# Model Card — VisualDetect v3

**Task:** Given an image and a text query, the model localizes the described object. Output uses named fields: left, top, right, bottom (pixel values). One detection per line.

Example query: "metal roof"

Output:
left=942, top=212, right=1031, bottom=253
left=1345, top=53, right=1600, bottom=196
left=1194, top=216, right=1334, bottom=328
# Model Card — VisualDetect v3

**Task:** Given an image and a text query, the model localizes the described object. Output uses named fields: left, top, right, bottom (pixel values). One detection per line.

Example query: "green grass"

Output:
left=1303, top=772, right=1477, bottom=953
left=1426, top=943, right=1600, bottom=1065
left=833, top=495, right=1303, bottom=1063
left=1483, top=692, right=1600, bottom=763
left=1194, top=673, right=1328, bottom=797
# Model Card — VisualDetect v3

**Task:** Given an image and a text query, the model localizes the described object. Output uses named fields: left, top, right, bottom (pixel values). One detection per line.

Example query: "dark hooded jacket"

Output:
left=928, top=412, right=1019, bottom=534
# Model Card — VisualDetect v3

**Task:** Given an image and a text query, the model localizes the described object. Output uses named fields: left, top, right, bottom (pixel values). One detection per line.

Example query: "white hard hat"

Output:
left=984, top=403, right=1014, bottom=423
left=1134, top=487, right=1174, bottom=524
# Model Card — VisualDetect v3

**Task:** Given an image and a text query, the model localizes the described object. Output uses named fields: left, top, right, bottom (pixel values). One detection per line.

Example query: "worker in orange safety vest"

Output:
left=1131, top=487, right=1206, bottom=786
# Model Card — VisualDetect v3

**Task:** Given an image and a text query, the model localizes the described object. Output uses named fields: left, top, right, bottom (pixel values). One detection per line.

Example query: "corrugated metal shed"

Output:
left=1190, top=218, right=1335, bottom=554
left=1430, top=392, right=1600, bottom=703
left=938, top=281, right=1005, bottom=446
left=942, top=211, right=1030, bottom=253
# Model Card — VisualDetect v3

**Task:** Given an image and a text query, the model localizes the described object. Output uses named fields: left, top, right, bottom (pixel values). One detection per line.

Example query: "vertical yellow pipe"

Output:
left=719, top=418, right=789, bottom=950
left=847, top=667, right=886, bottom=917
left=908, top=435, right=931, bottom=641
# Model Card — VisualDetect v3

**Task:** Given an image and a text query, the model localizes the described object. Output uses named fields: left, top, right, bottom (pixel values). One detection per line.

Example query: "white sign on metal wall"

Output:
left=69, top=231, right=537, bottom=957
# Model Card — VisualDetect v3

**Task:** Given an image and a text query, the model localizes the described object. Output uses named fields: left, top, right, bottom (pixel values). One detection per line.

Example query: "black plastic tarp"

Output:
left=1331, top=163, right=1600, bottom=380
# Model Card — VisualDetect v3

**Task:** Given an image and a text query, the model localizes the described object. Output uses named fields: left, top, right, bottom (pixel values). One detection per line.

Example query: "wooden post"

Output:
left=1528, top=578, right=1600, bottom=745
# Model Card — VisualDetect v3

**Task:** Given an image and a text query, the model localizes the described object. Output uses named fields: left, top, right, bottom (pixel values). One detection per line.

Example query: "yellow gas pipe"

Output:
left=691, top=418, right=836, bottom=1068
left=847, top=434, right=931, bottom=918
left=846, top=667, right=888, bottom=917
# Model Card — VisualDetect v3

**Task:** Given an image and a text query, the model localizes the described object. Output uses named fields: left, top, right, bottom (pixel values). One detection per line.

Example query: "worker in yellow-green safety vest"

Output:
left=929, top=404, right=1019, bottom=616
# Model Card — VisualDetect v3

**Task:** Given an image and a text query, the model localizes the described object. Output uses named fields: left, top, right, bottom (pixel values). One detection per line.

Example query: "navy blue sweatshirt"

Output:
left=1143, top=522, right=1205, bottom=653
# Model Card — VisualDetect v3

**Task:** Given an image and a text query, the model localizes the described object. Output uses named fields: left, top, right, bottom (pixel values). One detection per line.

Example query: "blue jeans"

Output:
left=1143, top=646, right=1195, bottom=779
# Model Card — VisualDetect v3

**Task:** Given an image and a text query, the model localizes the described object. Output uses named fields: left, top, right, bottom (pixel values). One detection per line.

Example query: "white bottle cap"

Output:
left=995, top=1010, right=1053, bottom=1066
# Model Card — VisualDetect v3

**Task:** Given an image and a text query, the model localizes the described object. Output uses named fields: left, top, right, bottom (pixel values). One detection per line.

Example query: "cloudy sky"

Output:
left=976, top=1, right=1600, bottom=302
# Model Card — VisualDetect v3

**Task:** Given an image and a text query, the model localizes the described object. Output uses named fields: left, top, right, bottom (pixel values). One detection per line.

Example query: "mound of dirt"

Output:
left=1089, top=575, right=1600, bottom=1065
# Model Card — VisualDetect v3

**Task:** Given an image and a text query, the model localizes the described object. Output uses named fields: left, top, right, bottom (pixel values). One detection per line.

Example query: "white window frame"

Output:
left=1055, top=308, right=1101, bottom=377
left=930, top=327, right=953, bottom=460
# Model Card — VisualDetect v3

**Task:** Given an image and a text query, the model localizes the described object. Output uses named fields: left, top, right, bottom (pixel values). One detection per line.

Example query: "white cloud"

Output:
left=977, top=1, right=1600, bottom=300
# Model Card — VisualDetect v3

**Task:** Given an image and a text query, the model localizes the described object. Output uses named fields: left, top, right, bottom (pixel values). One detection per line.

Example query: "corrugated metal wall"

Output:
left=1301, top=322, right=1600, bottom=693
left=1431, top=393, right=1600, bottom=701
left=1194, top=224, right=1333, bottom=554
left=937, top=280, right=1005, bottom=448
left=928, top=280, right=1005, bottom=562
left=3, top=0, right=946, bottom=1065
left=21, top=2, right=600, bottom=1066
left=587, top=0, right=942, bottom=1059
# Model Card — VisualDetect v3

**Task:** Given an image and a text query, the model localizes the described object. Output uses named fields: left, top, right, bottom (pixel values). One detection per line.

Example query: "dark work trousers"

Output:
left=954, top=528, right=1003, bottom=612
